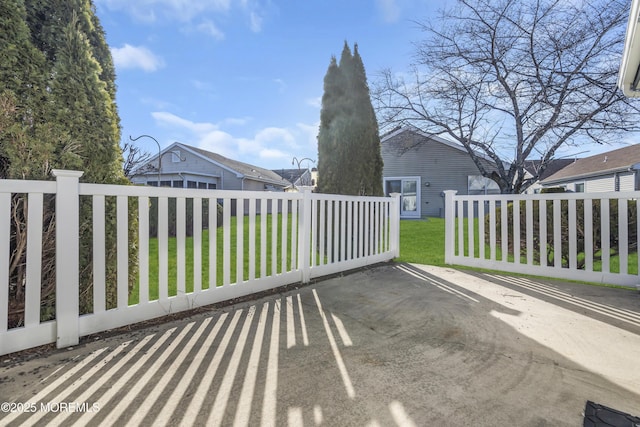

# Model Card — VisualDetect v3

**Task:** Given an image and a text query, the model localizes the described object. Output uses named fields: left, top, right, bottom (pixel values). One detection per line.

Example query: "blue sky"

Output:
left=94, top=0, right=635, bottom=172
left=94, top=0, right=450, bottom=170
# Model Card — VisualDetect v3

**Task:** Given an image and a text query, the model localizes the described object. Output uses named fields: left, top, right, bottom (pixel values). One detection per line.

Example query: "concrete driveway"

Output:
left=1, top=263, right=639, bottom=426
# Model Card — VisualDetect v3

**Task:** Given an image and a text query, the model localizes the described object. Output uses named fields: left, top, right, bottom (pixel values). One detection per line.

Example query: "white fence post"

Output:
left=389, top=193, right=401, bottom=258
left=299, top=189, right=312, bottom=283
left=444, top=190, right=457, bottom=264
left=52, top=169, right=83, bottom=348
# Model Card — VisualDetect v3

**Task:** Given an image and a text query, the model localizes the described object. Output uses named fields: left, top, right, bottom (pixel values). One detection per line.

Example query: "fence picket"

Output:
left=444, top=191, right=640, bottom=287
left=209, top=196, right=217, bottom=289
left=568, top=199, right=577, bottom=270
left=25, top=194, right=43, bottom=328
left=117, top=195, right=129, bottom=308
left=601, top=201, right=610, bottom=273
left=176, top=197, right=186, bottom=296
left=489, top=200, right=496, bottom=261
left=282, top=198, right=288, bottom=272
left=619, top=199, right=628, bottom=275
left=272, top=199, right=278, bottom=273
left=139, top=196, right=150, bottom=303
left=223, top=198, right=231, bottom=286
left=159, top=196, right=169, bottom=300
left=237, top=197, right=244, bottom=284
left=93, top=195, right=106, bottom=311
left=260, top=198, right=267, bottom=278
left=478, top=200, right=485, bottom=260
left=584, top=198, right=593, bottom=272
left=501, top=200, right=508, bottom=262
left=346, top=201, right=353, bottom=260
left=193, top=197, right=202, bottom=292
left=248, top=198, right=256, bottom=282
left=539, top=198, right=547, bottom=268
left=525, top=199, right=533, bottom=265
left=290, top=200, right=297, bottom=271
left=513, top=199, right=520, bottom=264
left=553, top=199, right=562, bottom=268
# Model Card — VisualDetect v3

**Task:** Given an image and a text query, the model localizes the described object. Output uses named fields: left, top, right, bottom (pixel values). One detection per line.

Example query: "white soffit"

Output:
left=619, top=0, right=640, bottom=97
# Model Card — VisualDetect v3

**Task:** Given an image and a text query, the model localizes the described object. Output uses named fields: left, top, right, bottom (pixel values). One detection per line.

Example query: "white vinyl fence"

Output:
left=0, top=170, right=400, bottom=356
left=444, top=190, right=640, bottom=287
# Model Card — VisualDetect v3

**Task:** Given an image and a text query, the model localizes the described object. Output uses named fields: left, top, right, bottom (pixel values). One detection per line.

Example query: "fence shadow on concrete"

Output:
left=0, top=286, right=417, bottom=426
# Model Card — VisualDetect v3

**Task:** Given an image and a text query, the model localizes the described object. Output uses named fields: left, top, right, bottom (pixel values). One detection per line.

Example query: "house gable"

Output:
left=130, top=142, right=289, bottom=190
left=382, top=127, right=501, bottom=217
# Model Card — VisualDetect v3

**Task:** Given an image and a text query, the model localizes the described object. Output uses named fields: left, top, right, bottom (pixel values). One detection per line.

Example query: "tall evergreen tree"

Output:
left=317, top=42, right=383, bottom=196
left=26, top=0, right=123, bottom=183
left=2, top=0, right=130, bottom=319
left=1, top=0, right=79, bottom=327
left=48, top=10, right=124, bottom=184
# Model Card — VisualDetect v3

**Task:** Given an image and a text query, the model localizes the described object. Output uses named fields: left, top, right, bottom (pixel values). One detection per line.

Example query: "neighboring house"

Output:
left=381, top=126, right=502, bottom=218
left=521, top=159, right=576, bottom=194
left=272, top=168, right=314, bottom=192
left=129, top=142, right=289, bottom=191
left=540, top=144, right=640, bottom=192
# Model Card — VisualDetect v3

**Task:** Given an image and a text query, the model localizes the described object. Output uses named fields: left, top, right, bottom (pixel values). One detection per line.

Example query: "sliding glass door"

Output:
left=384, top=177, right=421, bottom=218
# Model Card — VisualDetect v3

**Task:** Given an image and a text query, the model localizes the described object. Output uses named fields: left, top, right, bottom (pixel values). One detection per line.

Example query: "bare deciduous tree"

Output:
left=374, top=0, right=640, bottom=193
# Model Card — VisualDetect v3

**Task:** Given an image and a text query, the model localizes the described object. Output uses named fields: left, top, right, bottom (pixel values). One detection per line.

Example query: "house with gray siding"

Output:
left=381, top=127, right=501, bottom=218
left=540, top=144, right=640, bottom=192
left=130, top=142, right=289, bottom=191
left=521, top=159, right=576, bottom=194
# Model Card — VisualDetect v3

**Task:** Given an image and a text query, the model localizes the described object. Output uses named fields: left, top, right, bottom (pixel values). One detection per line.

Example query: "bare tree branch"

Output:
left=373, top=0, right=640, bottom=193
left=121, top=141, right=152, bottom=178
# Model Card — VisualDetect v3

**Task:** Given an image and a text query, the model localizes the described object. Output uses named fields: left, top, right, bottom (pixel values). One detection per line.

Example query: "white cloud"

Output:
left=259, top=148, right=288, bottom=159
left=191, top=80, right=213, bottom=91
left=111, top=44, right=164, bottom=72
left=97, top=0, right=229, bottom=22
left=140, top=97, right=173, bottom=110
left=249, top=11, right=263, bottom=32
left=255, top=127, right=297, bottom=149
left=149, top=111, right=317, bottom=168
left=97, top=0, right=266, bottom=34
left=273, top=78, right=286, bottom=92
left=223, top=117, right=252, bottom=126
left=196, top=19, right=225, bottom=40
left=306, top=97, right=322, bottom=109
left=152, top=112, right=218, bottom=133
left=376, top=0, right=401, bottom=23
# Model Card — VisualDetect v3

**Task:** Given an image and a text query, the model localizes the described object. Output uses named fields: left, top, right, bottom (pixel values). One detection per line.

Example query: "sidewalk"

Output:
left=1, top=263, right=639, bottom=426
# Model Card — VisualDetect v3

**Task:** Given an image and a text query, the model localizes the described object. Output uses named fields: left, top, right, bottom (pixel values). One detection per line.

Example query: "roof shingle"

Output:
left=542, top=144, right=640, bottom=184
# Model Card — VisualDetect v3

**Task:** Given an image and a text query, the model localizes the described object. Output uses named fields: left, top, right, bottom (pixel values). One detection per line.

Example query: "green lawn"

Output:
left=129, top=215, right=637, bottom=304
left=129, top=213, right=291, bottom=304
left=397, top=216, right=638, bottom=276
left=396, top=217, right=446, bottom=266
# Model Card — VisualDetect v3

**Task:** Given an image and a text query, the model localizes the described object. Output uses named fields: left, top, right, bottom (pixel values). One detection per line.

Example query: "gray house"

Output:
left=521, top=159, right=576, bottom=194
left=130, top=142, right=289, bottom=191
left=541, top=144, right=640, bottom=192
left=381, top=127, right=501, bottom=218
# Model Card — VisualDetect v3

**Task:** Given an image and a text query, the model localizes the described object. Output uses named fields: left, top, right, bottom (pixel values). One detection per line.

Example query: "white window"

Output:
left=467, top=175, right=500, bottom=195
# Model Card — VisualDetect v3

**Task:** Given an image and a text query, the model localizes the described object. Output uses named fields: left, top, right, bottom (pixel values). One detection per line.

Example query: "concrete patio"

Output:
left=1, top=263, right=639, bottom=426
